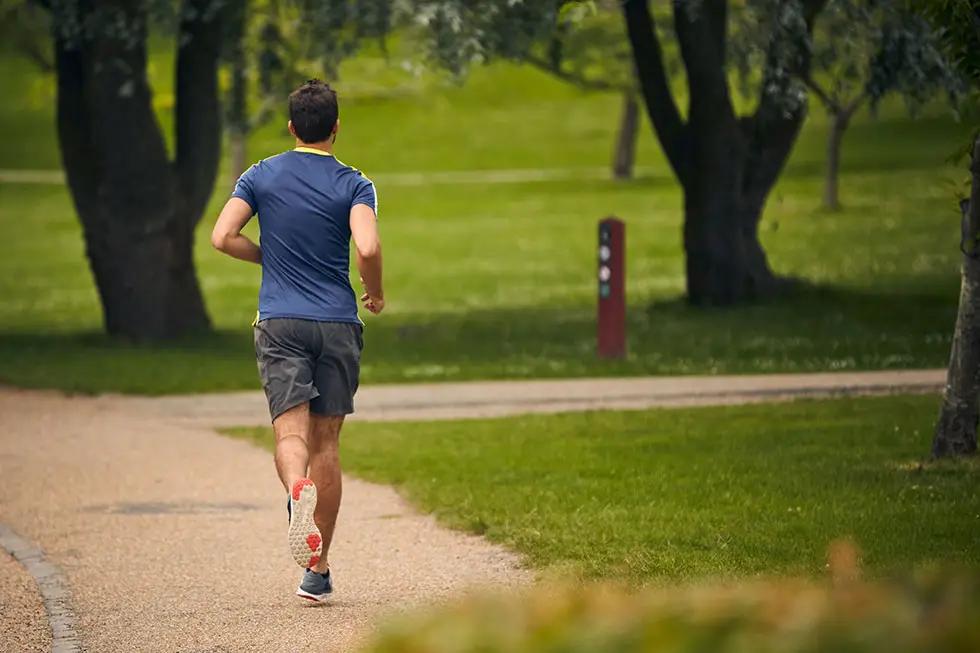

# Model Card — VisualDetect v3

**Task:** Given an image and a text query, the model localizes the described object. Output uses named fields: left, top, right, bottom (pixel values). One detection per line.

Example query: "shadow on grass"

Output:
left=0, top=329, right=259, bottom=395
left=0, top=283, right=958, bottom=395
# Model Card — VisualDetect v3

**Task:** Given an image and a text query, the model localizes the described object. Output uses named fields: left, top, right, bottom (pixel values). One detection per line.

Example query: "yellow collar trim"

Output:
left=294, top=147, right=334, bottom=156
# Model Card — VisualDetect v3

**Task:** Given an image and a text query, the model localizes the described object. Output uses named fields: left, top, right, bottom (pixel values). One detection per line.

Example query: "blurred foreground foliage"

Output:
left=361, top=542, right=980, bottom=653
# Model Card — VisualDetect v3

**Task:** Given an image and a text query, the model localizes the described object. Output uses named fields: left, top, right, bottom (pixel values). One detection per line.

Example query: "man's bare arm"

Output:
left=211, top=198, right=261, bottom=264
left=350, top=203, right=384, bottom=314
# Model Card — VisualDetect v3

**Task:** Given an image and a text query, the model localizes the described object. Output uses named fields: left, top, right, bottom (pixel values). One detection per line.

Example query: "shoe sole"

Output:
left=288, top=478, right=323, bottom=568
left=295, top=588, right=333, bottom=602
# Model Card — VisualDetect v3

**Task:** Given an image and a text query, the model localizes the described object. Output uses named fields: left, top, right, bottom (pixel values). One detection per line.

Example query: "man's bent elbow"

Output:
left=357, top=241, right=381, bottom=260
left=211, top=233, right=228, bottom=252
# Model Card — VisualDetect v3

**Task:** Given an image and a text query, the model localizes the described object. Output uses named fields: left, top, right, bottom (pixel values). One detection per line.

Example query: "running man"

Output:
left=210, top=79, right=384, bottom=602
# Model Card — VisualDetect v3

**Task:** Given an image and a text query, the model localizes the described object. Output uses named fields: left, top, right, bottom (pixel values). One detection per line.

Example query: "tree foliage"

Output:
left=735, top=0, right=963, bottom=116
left=0, top=0, right=52, bottom=71
left=733, top=0, right=964, bottom=209
left=909, top=0, right=980, bottom=86
left=527, top=3, right=637, bottom=92
left=411, top=0, right=563, bottom=75
left=287, top=0, right=394, bottom=80
left=909, top=0, right=980, bottom=165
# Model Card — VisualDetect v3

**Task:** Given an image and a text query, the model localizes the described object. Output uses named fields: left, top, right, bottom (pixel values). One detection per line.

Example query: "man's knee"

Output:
left=311, top=415, right=344, bottom=447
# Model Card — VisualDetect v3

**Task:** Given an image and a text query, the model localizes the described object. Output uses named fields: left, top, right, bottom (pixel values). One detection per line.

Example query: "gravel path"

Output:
left=0, top=369, right=946, bottom=651
left=0, top=548, right=50, bottom=652
left=0, top=390, right=529, bottom=653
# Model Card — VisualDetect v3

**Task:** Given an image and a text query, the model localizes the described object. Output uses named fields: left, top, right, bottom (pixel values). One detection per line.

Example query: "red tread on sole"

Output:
left=291, top=478, right=314, bottom=500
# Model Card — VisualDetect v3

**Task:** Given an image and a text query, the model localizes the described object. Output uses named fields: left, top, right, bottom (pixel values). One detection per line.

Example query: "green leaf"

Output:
left=558, top=0, right=598, bottom=26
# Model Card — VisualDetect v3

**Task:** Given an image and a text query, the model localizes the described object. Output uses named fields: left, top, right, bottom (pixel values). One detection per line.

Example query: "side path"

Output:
left=115, top=369, right=947, bottom=428
left=0, top=390, right=529, bottom=653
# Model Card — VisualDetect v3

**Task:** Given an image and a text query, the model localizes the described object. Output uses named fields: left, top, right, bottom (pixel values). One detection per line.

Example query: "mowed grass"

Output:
left=0, top=44, right=973, bottom=393
left=229, top=394, right=980, bottom=584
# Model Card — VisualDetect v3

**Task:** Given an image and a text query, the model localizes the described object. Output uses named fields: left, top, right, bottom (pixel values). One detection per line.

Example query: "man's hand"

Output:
left=360, top=292, right=385, bottom=314
left=351, top=204, right=383, bottom=314
left=359, top=277, right=385, bottom=314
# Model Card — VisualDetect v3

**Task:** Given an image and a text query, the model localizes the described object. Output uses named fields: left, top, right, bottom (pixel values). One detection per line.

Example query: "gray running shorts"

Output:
left=253, top=318, right=363, bottom=422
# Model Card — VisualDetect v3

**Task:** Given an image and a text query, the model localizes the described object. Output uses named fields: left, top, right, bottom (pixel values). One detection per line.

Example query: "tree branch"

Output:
left=85, top=0, right=172, bottom=228
left=843, top=90, right=867, bottom=119
left=802, top=75, right=837, bottom=112
left=707, top=0, right=729, bottom=75
left=523, top=54, right=625, bottom=92
left=739, top=0, right=830, bottom=213
left=621, top=0, right=688, bottom=182
left=804, top=76, right=866, bottom=121
left=2, top=1, right=54, bottom=71
left=673, top=0, right=732, bottom=114
left=54, top=35, right=100, bottom=229
left=13, top=36, right=54, bottom=72
left=801, top=0, right=832, bottom=28
left=246, top=96, right=280, bottom=134
left=174, top=0, right=227, bottom=223
left=967, top=0, right=980, bottom=41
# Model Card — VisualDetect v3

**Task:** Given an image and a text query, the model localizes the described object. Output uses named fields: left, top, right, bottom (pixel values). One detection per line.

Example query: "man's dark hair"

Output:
left=288, top=79, right=339, bottom=144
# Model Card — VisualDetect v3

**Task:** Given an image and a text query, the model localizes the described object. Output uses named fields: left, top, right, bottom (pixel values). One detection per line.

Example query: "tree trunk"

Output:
left=823, top=112, right=848, bottom=211
left=227, top=50, right=249, bottom=188
left=934, top=248, right=980, bottom=458
left=59, top=32, right=210, bottom=340
left=227, top=0, right=250, bottom=189
left=612, top=91, right=639, bottom=180
left=229, top=133, right=248, bottom=188
left=621, top=0, right=823, bottom=307
left=933, top=137, right=980, bottom=458
left=81, top=202, right=211, bottom=339
left=175, top=0, right=226, bottom=219
left=52, top=0, right=224, bottom=341
left=683, top=203, right=778, bottom=305
left=681, top=128, right=779, bottom=305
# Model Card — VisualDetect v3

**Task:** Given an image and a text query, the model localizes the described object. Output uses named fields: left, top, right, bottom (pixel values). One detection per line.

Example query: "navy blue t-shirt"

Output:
left=231, top=147, right=378, bottom=325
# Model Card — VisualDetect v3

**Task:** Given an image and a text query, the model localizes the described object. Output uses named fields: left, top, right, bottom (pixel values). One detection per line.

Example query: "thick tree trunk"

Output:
left=933, top=139, right=980, bottom=458
left=622, top=0, right=689, bottom=182
left=81, top=203, right=211, bottom=339
left=682, top=138, right=779, bottom=305
left=175, top=0, right=226, bottom=220
left=52, top=0, right=224, bottom=341
left=67, top=33, right=210, bottom=339
left=622, top=0, right=822, bottom=306
left=229, top=134, right=248, bottom=188
left=683, top=203, right=778, bottom=305
left=227, top=0, right=250, bottom=189
left=823, top=112, right=848, bottom=211
left=227, top=49, right=249, bottom=188
left=612, top=91, right=639, bottom=180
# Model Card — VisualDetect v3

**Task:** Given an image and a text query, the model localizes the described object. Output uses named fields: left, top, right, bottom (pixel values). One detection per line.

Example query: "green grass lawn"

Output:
left=0, top=43, right=973, bottom=393
left=230, top=394, right=979, bottom=585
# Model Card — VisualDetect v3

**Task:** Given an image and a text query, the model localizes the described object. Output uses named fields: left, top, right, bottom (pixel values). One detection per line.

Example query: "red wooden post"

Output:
left=597, top=217, right=626, bottom=359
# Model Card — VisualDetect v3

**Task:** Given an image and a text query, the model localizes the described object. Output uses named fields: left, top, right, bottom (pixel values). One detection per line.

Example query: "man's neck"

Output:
left=295, top=139, right=333, bottom=155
